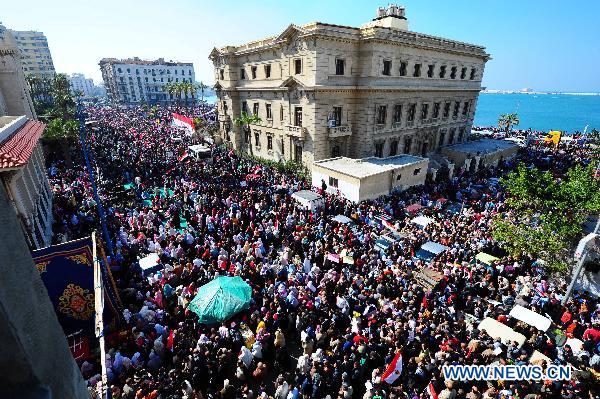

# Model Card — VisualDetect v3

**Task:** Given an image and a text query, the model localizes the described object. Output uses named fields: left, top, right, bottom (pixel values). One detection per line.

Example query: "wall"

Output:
left=0, top=182, right=89, bottom=398
left=311, top=167, right=360, bottom=202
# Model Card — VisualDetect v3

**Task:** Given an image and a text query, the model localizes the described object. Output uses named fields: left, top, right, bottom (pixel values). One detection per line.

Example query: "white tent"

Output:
left=333, top=215, right=353, bottom=224
left=411, top=215, right=434, bottom=228
left=292, top=190, right=324, bottom=212
left=139, top=253, right=162, bottom=276
left=478, top=317, right=526, bottom=348
left=509, top=305, right=552, bottom=332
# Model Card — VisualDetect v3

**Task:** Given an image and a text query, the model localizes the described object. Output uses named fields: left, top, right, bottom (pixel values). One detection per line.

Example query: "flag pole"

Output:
left=93, top=231, right=109, bottom=399
left=77, top=101, right=115, bottom=256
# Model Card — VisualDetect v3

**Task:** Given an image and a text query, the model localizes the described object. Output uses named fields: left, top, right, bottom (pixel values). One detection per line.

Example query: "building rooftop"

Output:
left=0, top=117, right=46, bottom=169
left=99, top=57, right=193, bottom=67
left=443, top=138, right=519, bottom=155
left=314, top=155, right=427, bottom=178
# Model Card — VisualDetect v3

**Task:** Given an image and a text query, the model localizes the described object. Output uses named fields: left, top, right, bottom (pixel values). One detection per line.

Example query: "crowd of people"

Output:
left=47, top=104, right=600, bottom=399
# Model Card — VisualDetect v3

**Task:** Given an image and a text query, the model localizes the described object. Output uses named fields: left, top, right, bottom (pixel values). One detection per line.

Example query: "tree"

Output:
left=43, top=118, right=79, bottom=142
left=492, top=163, right=600, bottom=273
left=233, top=111, right=261, bottom=154
left=197, top=81, right=208, bottom=103
left=498, top=113, right=520, bottom=134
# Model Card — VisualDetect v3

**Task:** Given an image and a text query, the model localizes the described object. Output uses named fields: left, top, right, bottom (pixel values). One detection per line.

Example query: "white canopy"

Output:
left=139, top=253, right=162, bottom=276
left=411, top=215, right=434, bottom=227
left=333, top=215, right=353, bottom=224
left=478, top=317, right=526, bottom=348
left=420, top=241, right=449, bottom=255
left=189, top=144, right=211, bottom=154
left=509, top=305, right=552, bottom=332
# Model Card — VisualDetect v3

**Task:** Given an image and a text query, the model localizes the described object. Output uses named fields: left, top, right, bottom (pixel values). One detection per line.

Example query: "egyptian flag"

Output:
left=426, top=382, right=438, bottom=399
left=178, top=151, right=190, bottom=162
left=382, top=351, right=403, bottom=384
left=172, top=113, right=195, bottom=133
left=167, top=330, right=175, bottom=351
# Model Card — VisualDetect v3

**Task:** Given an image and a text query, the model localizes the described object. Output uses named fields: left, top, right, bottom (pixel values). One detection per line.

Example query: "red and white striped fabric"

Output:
left=426, top=382, right=438, bottom=399
left=381, top=351, right=403, bottom=384
left=172, top=113, right=195, bottom=133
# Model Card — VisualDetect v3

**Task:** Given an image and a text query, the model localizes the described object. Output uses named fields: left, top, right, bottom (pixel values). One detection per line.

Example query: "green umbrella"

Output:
left=188, top=276, right=252, bottom=324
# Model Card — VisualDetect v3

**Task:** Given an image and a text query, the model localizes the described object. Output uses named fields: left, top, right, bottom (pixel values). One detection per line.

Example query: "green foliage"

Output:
left=243, top=153, right=310, bottom=180
left=233, top=111, right=261, bottom=127
left=43, top=118, right=79, bottom=142
left=492, top=163, right=600, bottom=272
left=498, top=113, right=520, bottom=133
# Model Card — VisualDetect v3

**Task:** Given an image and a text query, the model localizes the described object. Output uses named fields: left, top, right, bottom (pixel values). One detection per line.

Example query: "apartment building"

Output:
left=9, top=29, right=56, bottom=78
left=210, top=5, right=490, bottom=168
left=99, top=57, right=195, bottom=105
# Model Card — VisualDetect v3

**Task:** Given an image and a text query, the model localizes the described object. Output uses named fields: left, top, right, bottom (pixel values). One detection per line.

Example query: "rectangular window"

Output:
left=294, top=59, right=302, bottom=75
left=439, top=131, right=446, bottom=146
left=462, top=101, right=470, bottom=116
left=393, top=104, right=402, bottom=123
left=448, top=128, right=455, bottom=144
left=458, top=127, right=465, bottom=142
left=413, top=63, right=421, bottom=77
left=240, top=68, right=246, bottom=79
left=267, top=135, right=273, bottom=150
left=399, top=61, right=407, bottom=76
left=253, top=102, right=259, bottom=116
left=470, top=68, right=477, bottom=80
left=242, top=101, right=248, bottom=114
left=408, top=104, right=416, bottom=122
left=294, top=107, right=302, bottom=126
left=439, top=65, right=447, bottom=79
left=421, top=103, right=429, bottom=120
left=404, top=137, right=412, bottom=154
left=460, top=67, right=467, bottom=79
left=251, top=66, right=257, bottom=79
left=376, top=105, right=387, bottom=125
left=390, top=140, right=398, bottom=156
left=433, top=102, right=440, bottom=119
left=413, top=168, right=421, bottom=175
left=255, top=132, right=260, bottom=147
left=219, top=69, right=224, bottom=80
left=329, top=177, right=339, bottom=188
left=280, top=105, right=284, bottom=121
left=333, top=106, right=342, bottom=126
left=427, top=64, right=435, bottom=78
left=443, top=102, right=450, bottom=118
left=245, top=131, right=250, bottom=144
left=264, top=64, right=271, bottom=78
left=382, top=60, right=392, bottom=76
left=450, top=66, right=457, bottom=79
left=266, top=104, right=272, bottom=120
left=335, top=58, right=345, bottom=75
left=375, top=142, right=384, bottom=158
left=453, top=102, right=460, bottom=117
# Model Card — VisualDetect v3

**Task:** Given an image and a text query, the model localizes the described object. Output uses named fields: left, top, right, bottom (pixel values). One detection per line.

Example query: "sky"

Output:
left=2, top=0, right=599, bottom=92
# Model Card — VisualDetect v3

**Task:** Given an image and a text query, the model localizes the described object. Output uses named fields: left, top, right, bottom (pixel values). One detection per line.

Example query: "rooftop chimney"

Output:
left=362, top=4, right=408, bottom=31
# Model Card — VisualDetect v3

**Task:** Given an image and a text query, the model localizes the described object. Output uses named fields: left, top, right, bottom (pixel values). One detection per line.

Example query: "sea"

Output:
left=474, top=92, right=600, bottom=133
left=204, top=92, right=600, bottom=134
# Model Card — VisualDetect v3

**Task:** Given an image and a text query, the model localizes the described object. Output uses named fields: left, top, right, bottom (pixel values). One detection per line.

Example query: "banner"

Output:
left=31, top=237, right=122, bottom=338
left=544, top=130, right=561, bottom=146
left=172, top=113, right=195, bottom=133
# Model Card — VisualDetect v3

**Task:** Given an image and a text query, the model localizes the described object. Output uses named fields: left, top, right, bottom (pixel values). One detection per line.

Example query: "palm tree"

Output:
left=233, top=111, right=262, bottom=154
left=197, top=81, right=208, bottom=104
left=163, top=82, right=175, bottom=105
left=498, top=113, right=520, bottom=135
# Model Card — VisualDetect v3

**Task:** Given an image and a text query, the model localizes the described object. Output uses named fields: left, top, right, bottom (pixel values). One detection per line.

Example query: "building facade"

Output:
left=99, top=57, right=195, bottom=105
left=211, top=5, right=490, bottom=167
left=0, top=24, right=37, bottom=119
left=9, top=29, right=56, bottom=78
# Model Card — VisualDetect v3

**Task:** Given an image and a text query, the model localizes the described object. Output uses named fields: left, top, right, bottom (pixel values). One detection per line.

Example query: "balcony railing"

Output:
left=406, top=120, right=415, bottom=127
left=374, top=124, right=386, bottom=132
left=328, top=124, right=352, bottom=138
left=284, top=124, right=306, bottom=139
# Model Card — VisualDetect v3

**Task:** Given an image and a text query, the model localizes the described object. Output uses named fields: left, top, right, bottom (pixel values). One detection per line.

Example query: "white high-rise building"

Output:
left=9, top=29, right=56, bottom=79
left=67, top=73, right=96, bottom=99
left=99, top=57, right=195, bottom=105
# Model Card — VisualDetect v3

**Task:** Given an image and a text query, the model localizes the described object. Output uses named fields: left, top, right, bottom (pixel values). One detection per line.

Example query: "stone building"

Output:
left=8, top=28, right=56, bottom=79
left=210, top=5, right=490, bottom=168
left=99, top=57, right=196, bottom=105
